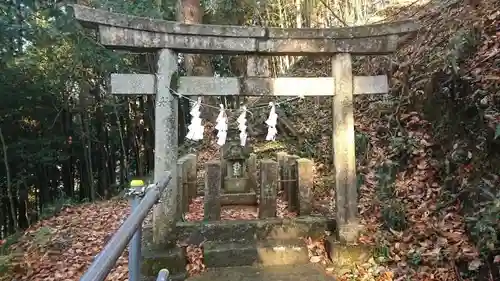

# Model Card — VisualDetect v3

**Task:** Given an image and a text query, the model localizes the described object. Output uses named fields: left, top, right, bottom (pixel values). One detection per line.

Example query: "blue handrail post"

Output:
left=79, top=172, right=171, bottom=281
left=156, top=269, right=170, bottom=281
left=128, top=179, right=146, bottom=281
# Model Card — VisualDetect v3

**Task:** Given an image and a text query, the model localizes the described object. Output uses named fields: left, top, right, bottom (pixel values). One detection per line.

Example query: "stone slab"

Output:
left=256, top=239, right=309, bottom=266
left=96, top=26, right=405, bottom=55
left=177, top=76, right=388, bottom=96
left=71, top=4, right=419, bottom=40
left=266, top=20, right=420, bottom=38
left=173, top=216, right=336, bottom=245
left=110, top=74, right=389, bottom=97
left=195, top=191, right=258, bottom=205
left=203, top=241, right=258, bottom=267
left=98, top=25, right=258, bottom=53
left=203, top=239, right=309, bottom=268
left=70, top=4, right=266, bottom=37
left=185, top=264, right=336, bottom=281
left=220, top=192, right=257, bottom=206
left=257, top=35, right=399, bottom=55
left=111, top=73, right=156, bottom=94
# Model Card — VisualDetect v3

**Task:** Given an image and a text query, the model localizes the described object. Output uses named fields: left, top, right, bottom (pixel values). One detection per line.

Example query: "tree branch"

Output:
left=0, top=127, right=18, bottom=231
left=319, top=0, right=349, bottom=27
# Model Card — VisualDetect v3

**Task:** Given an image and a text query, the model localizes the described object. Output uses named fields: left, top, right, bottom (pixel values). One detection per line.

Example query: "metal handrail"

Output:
left=80, top=172, right=172, bottom=281
left=156, top=269, right=170, bottom=281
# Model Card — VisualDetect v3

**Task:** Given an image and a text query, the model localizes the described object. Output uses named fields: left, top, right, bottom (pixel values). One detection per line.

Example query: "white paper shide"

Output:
left=265, top=102, right=278, bottom=141
left=215, top=104, right=228, bottom=146
left=237, top=106, right=248, bottom=146
left=186, top=97, right=204, bottom=141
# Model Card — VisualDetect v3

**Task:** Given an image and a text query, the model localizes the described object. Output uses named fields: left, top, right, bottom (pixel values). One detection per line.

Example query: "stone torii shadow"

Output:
left=69, top=0, right=419, bottom=258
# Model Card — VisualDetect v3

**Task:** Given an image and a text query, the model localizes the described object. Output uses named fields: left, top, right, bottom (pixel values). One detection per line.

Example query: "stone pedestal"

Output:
left=247, top=153, right=258, bottom=192
left=225, top=177, right=250, bottom=193
left=259, top=159, right=278, bottom=218
left=296, top=158, right=314, bottom=215
left=204, top=160, right=222, bottom=221
left=283, top=155, right=299, bottom=212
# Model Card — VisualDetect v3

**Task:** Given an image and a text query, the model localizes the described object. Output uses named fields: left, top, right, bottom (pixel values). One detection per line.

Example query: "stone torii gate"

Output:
left=70, top=4, right=419, bottom=244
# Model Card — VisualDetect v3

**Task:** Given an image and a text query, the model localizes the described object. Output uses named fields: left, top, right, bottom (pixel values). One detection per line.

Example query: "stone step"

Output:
left=141, top=247, right=186, bottom=278
left=203, top=239, right=310, bottom=268
left=142, top=272, right=186, bottom=281
left=174, top=216, right=335, bottom=245
left=186, top=264, right=335, bottom=281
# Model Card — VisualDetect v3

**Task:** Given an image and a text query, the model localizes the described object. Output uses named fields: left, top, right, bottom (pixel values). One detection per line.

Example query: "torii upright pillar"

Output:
left=111, top=49, right=179, bottom=246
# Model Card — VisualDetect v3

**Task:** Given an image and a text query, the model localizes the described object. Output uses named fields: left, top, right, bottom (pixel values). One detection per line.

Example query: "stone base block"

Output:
left=324, top=236, right=373, bottom=269
left=336, top=222, right=364, bottom=244
left=141, top=247, right=187, bottom=277
left=203, top=239, right=309, bottom=268
left=175, top=216, right=336, bottom=245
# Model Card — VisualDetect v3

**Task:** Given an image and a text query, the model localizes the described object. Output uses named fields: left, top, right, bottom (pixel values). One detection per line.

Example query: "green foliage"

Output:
left=376, top=162, right=408, bottom=231
left=372, top=242, right=391, bottom=262
left=494, top=124, right=500, bottom=140
left=388, top=136, right=418, bottom=168
left=465, top=188, right=500, bottom=254
left=40, top=196, right=77, bottom=220
left=381, top=200, right=407, bottom=231
left=0, top=0, right=164, bottom=236
left=407, top=251, right=422, bottom=267
left=0, top=255, right=12, bottom=274
left=0, top=232, right=21, bottom=274
left=355, top=132, right=370, bottom=161
left=446, top=27, right=481, bottom=75
left=0, top=233, right=22, bottom=255
left=375, top=162, right=398, bottom=201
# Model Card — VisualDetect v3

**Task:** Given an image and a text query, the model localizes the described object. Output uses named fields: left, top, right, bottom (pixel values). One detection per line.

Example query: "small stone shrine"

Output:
left=221, top=127, right=254, bottom=194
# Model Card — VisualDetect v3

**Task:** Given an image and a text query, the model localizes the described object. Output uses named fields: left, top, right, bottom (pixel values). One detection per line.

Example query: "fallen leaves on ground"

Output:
left=2, top=200, right=132, bottom=281
left=351, top=111, right=480, bottom=281
left=276, top=198, right=298, bottom=218
left=305, top=237, right=329, bottom=265
left=186, top=245, right=205, bottom=276
left=185, top=196, right=297, bottom=221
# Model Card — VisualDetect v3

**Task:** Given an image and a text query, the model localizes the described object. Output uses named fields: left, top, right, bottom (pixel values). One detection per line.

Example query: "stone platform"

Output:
left=186, top=264, right=336, bottom=281
left=141, top=216, right=337, bottom=280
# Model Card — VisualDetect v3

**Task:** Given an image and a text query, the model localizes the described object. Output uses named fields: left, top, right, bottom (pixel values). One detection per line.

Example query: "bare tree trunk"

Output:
left=178, top=0, right=215, bottom=118
left=114, top=101, right=129, bottom=185
left=296, top=0, right=303, bottom=28
left=0, top=127, right=18, bottom=231
left=79, top=80, right=95, bottom=201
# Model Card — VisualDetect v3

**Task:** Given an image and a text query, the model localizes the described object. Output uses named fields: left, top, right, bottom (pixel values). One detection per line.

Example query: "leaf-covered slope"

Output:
left=276, top=0, right=500, bottom=279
